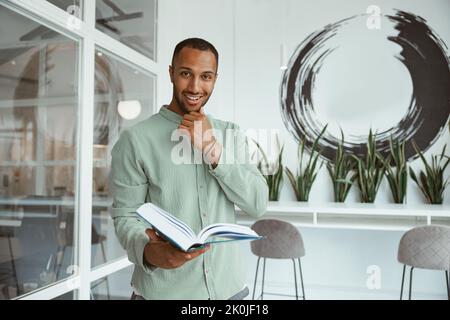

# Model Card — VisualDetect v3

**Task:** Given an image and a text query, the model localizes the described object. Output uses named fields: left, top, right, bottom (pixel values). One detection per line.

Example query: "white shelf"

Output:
left=236, top=201, right=450, bottom=231
left=263, top=201, right=450, bottom=216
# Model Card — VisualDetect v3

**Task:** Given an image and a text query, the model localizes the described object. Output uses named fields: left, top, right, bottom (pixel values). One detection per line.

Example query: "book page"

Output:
left=136, top=203, right=198, bottom=251
left=198, top=223, right=261, bottom=243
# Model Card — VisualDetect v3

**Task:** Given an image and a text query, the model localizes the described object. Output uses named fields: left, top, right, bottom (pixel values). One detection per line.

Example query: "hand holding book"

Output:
left=137, top=202, right=263, bottom=253
left=143, top=228, right=210, bottom=269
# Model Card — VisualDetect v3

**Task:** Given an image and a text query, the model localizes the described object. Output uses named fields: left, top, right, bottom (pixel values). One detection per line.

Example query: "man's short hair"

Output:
left=171, top=38, right=219, bottom=70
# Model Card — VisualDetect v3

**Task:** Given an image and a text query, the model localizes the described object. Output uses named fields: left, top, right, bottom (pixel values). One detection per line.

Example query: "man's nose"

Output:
left=187, top=76, right=201, bottom=93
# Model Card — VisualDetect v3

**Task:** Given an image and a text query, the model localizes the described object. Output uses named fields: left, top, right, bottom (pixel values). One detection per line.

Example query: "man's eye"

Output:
left=202, top=74, right=212, bottom=81
left=181, top=71, right=190, bottom=77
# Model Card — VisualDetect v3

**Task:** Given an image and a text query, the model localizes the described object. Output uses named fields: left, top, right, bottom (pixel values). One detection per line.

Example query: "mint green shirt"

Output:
left=110, top=105, right=268, bottom=300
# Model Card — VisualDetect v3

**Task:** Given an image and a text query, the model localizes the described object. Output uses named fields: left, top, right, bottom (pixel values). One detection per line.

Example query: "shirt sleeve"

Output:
left=208, top=123, right=269, bottom=217
left=109, top=129, right=156, bottom=274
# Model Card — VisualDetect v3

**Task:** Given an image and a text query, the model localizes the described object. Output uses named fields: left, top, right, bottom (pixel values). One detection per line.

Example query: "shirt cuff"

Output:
left=207, top=145, right=231, bottom=179
left=135, top=227, right=158, bottom=274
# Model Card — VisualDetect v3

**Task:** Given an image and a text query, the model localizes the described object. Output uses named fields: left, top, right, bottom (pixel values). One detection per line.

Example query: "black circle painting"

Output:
left=280, top=10, right=450, bottom=161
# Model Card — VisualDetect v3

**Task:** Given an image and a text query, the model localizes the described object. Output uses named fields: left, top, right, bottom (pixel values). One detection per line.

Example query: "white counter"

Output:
left=236, top=201, right=450, bottom=231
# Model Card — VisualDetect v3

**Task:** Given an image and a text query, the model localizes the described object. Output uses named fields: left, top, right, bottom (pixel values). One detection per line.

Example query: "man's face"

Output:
left=169, top=47, right=217, bottom=114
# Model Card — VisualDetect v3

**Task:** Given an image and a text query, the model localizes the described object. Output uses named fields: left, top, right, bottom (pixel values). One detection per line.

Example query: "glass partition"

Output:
left=95, top=0, right=157, bottom=60
left=0, top=5, right=79, bottom=299
left=46, top=0, right=83, bottom=19
left=91, top=48, right=155, bottom=267
left=90, top=265, right=133, bottom=300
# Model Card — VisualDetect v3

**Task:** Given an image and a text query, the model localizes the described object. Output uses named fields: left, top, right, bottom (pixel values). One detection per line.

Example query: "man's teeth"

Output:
left=185, top=95, right=201, bottom=101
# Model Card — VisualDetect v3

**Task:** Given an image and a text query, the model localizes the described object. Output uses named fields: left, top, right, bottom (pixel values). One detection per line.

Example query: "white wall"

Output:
left=158, top=0, right=450, bottom=205
left=158, top=0, right=450, bottom=299
left=234, top=0, right=450, bottom=205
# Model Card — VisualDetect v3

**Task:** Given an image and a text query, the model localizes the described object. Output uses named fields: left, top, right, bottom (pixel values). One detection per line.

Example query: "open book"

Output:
left=136, top=202, right=263, bottom=252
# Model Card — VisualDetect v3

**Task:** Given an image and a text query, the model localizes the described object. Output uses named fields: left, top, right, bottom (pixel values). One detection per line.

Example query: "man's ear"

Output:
left=169, top=65, right=174, bottom=83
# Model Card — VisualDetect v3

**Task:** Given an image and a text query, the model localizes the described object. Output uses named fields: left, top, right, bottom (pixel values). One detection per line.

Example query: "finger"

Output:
left=145, top=228, right=157, bottom=239
left=168, top=249, right=193, bottom=262
left=199, top=107, right=205, bottom=115
left=189, top=111, right=207, bottom=122
left=183, top=114, right=198, bottom=121
left=145, top=229, right=164, bottom=241
left=189, top=110, right=202, bottom=117
left=178, top=125, right=191, bottom=132
left=187, top=246, right=209, bottom=258
left=181, top=119, right=194, bottom=127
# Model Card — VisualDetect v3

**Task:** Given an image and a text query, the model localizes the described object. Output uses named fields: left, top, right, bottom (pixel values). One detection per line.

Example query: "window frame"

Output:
left=2, top=0, right=159, bottom=300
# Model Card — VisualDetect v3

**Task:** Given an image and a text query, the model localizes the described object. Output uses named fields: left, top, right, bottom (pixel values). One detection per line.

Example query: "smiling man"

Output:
left=110, top=38, right=268, bottom=300
left=169, top=40, right=216, bottom=113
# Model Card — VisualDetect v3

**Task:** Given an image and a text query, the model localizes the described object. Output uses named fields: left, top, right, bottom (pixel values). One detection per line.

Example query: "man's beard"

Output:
left=174, top=94, right=190, bottom=114
left=174, top=87, right=211, bottom=114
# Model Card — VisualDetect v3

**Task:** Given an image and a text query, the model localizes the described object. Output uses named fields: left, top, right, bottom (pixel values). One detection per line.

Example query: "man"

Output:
left=110, top=38, right=268, bottom=300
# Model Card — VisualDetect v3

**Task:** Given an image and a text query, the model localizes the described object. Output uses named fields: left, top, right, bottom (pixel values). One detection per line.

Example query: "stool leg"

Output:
left=252, top=257, right=261, bottom=300
left=261, top=258, right=266, bottom=300
left=292, top=259, right=298, bottom=300
left=400, top=265, right=406, bottom=300
left=409, top=267, right=414, bottom=300
left=445, top=270, right=449, bottom=300
left=298, top=258, right=305, bottom=300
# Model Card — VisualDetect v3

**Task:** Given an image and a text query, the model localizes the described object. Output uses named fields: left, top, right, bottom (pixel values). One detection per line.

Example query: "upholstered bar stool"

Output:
left=398, top=225, right=450, bottom=300
left=250, top=219, right=306, bottom=300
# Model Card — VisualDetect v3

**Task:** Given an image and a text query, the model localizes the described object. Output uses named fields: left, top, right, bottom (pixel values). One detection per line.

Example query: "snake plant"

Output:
left=351, top=130, right=386, bottom=203
left=327, top=131, right=357, bottom=202
left=384, top=137, right=408, bottom=203
left=409, top=143, right=450, bottom=204
left=285, top=125, right=327, bottom=201
left=253, top=135, right=284, bottom=201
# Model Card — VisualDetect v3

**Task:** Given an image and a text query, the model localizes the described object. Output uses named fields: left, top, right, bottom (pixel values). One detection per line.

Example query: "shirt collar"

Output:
left=158, top=105, right=183, bottom=124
